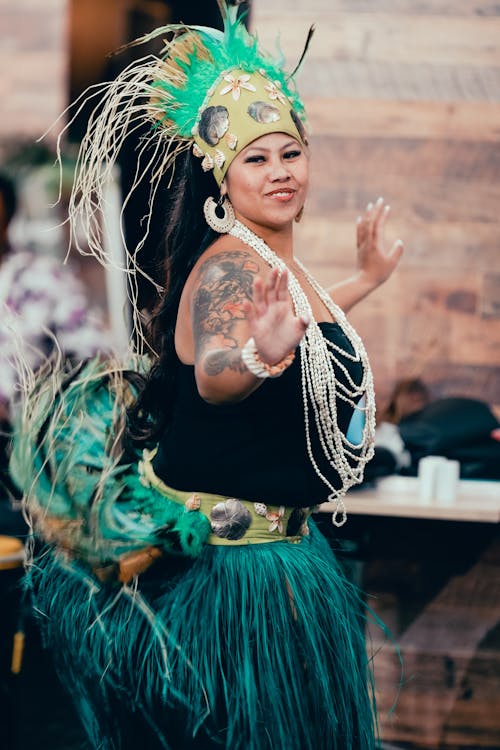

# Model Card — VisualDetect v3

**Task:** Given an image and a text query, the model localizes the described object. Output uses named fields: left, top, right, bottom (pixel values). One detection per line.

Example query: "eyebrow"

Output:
left=244, top=141, right=299, bottom=154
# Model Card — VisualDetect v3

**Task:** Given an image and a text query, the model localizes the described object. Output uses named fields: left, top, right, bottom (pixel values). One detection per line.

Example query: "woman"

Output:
left=11, top=4, right=403, bottom=749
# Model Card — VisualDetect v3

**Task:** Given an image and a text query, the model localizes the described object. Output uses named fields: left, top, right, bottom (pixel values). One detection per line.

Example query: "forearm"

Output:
left=328, top=271, right=379, bottom=313
left=195, top=346, right=262, bottom=404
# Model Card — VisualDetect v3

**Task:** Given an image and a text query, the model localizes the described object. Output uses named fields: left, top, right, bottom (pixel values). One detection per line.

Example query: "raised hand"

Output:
left=356, top=196, right=404, bottom=287
left=243, top=268, right=309, bottom=365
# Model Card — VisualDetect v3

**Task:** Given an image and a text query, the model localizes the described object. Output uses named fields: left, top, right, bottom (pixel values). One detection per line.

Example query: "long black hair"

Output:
left=126, top=149, right=219, bottom=446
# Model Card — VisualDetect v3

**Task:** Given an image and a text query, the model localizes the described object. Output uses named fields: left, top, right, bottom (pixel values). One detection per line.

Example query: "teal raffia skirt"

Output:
left=10, top=359, right=378, bottom=750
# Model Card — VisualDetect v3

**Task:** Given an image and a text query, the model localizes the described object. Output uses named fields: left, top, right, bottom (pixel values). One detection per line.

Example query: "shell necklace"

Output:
left=229, top=219, right=376, bottom=526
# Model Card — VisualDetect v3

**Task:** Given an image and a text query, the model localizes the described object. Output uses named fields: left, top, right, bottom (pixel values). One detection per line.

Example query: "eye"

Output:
left=244, top=155, right=266, bottom=164
left=284, top=150, right=301, bottom=160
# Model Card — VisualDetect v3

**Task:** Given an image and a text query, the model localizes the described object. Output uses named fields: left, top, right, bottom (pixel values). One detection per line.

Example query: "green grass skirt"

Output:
left=28, top=520, right=377, bottom=750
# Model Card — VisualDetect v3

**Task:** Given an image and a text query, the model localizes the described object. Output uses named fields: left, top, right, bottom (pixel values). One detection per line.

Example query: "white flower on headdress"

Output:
left=266, top=506, right=285, bottom=534
left=214, top=149, right=226, bottom=169
left=264, top=81, right=287, bottom=106
left=220, top=73, right=257, bottom=101
left=201, top=153, right=214, bottom=172
left=192, top=142, right=204, bottom=158
left=226, top=133, right=238, bottom=150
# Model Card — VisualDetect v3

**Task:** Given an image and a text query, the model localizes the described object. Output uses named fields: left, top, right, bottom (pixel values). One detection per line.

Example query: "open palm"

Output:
left=243, top=269, right=309, bottom=365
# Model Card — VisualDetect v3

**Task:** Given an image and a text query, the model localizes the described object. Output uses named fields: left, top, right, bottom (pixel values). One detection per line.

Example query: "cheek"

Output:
left=299, top=160, right=310, bottom=188
left=230, top=175, right=259, bottom=201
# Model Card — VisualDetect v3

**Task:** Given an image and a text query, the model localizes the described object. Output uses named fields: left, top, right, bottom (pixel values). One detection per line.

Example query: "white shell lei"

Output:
left=229, top=220, right=376, bottom=526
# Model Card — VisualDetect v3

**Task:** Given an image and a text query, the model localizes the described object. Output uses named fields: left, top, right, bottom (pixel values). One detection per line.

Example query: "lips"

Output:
left=265, top=188, right=296, bottom=202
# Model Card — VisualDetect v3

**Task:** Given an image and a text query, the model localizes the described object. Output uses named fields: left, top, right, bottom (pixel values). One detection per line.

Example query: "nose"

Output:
left=269, top=155, right=291, bottom=182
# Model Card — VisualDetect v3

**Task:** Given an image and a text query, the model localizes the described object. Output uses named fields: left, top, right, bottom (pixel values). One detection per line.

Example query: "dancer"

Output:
left=11, top=3, right=403, bottom=748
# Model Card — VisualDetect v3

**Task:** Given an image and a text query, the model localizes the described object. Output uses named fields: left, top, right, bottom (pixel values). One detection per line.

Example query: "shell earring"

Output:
left=203, top=195, right=235, bottom=233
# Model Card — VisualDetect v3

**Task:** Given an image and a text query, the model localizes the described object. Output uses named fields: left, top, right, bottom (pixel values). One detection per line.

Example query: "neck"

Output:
left=234, top=217, right=294, bottom=262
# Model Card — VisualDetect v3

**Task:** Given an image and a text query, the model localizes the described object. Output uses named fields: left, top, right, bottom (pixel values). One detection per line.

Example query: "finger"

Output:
left=242, top=298, right=255, bottom=324
left=265, top=268, right=280, bottom=305
left=298, top=311, right=311, bottom=330
left=252, top=277, right=266, bottom=315
left=369, top=196, right=384, bottom=233
left=373, top=202, right=390, bottom=246
left=277, top=269, right=289, bottom=301
left=389, top=238, right=405, bottom=265
left=356, top=214, right=369, bottom=248
left=373, top=196, right=385, bottom=223
left=294, top=313, right=311, bottom=341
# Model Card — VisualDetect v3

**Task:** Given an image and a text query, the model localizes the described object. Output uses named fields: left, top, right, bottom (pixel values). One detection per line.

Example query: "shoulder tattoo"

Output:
left=192, top=250, right=259, bottom=375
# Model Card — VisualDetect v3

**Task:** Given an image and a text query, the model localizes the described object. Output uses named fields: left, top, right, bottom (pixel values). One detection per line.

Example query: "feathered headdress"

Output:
left=55, top=1, right=311, bottom=283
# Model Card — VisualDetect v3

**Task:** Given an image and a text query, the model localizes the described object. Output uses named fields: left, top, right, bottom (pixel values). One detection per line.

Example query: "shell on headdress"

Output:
left=214, top=149, right=226, bottom=169
left=226, top=133, right=238, bottom=150
left=247, top=101, right=281, bottom=124
left=201, top=153, right=214, bottom=172
left=210, top=499, right=252, bottom=540
left=198, top=105, right=230, bottom=146
left=254, top=502, right=267, bottom=517
left=192, top=142, right=204, bottom=158
left=264, top=81, right=287, bottom=105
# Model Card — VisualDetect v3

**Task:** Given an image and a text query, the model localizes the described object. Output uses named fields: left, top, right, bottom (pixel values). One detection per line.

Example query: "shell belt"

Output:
left=139, top=448, right=312, bottom=546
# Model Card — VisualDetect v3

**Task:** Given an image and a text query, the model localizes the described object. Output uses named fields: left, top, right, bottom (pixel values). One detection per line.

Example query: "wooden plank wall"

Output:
left=0, top=0, right=67, bottom=142
left=252, top=0, right=500, bottom=417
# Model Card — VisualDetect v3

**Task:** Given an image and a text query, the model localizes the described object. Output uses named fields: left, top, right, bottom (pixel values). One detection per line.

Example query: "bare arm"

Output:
left=192, top=250, right=308, bottom=404
left=329, top=197, right=404, bottom=313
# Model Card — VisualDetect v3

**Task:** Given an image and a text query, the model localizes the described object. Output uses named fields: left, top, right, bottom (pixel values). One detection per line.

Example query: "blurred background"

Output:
left=0, top=1, right=499, bottom=748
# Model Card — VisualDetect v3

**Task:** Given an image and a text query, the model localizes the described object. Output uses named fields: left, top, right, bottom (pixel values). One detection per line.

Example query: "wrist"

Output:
left=355, top=269, right=383, bottom=292
left=241, top=338, right=295, bottom=379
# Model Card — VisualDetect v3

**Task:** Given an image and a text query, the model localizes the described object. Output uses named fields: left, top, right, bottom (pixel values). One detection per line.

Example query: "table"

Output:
left=317, top=475, right=500, bottom=748
left=318, top=475, right=500, bottom=523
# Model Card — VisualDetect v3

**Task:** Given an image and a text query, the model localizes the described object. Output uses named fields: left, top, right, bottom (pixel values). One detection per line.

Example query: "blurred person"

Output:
left=374, top=378, right=431, bottom=472
left=382, top=378, right=431, bottom=425
left=0, top=170, right=109, bottom=523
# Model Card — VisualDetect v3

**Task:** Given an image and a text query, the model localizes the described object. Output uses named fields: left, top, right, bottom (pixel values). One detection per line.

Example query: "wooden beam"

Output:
left=252, top=13, right=500, bottom=68
left=254, top=0, right=500, bottom=15
left=306, top=99, right=500, bottom=142
left=294, top=220, right=500, bottom=272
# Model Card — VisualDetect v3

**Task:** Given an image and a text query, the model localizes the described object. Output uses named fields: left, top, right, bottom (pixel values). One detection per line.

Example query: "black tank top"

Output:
left=153, top=322, right=364, bottom=507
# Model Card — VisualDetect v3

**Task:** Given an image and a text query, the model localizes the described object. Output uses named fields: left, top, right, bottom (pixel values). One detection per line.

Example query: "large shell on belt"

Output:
left=247, top=101, right=280, bottom=124
left=198, top=105, right=229, bottom=146
left=210, top=499, right=252, bottom=540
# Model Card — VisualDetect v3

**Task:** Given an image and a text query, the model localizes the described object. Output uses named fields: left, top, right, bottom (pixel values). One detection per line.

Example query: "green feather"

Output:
left=10, top=356, right=210, bottom=565
left=149, top=6, right=306, bottom=138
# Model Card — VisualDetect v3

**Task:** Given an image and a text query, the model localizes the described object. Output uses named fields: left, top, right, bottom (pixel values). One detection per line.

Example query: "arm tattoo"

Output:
left=193, top=250, right=259, bottom=375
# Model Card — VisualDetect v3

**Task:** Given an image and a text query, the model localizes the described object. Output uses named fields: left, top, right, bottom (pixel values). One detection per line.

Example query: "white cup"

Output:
left=436, top=459, right=460, bottom=504
left=418, top=456, right=447, bottom=503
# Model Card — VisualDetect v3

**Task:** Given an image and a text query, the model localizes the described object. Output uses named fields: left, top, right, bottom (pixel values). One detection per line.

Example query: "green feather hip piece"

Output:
left=10, top=355, right=381, bottom=748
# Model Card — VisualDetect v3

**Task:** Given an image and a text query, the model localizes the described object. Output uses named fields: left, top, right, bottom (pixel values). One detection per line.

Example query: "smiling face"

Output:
left=221, top=132, right=309, bottom=234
